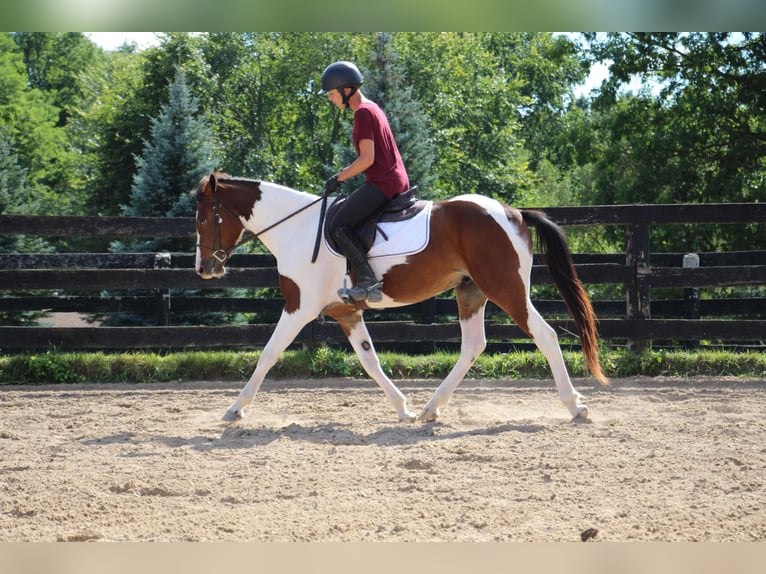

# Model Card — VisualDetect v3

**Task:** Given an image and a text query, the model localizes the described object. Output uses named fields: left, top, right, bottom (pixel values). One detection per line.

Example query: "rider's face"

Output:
left=327, top=88, right=346, bottom=109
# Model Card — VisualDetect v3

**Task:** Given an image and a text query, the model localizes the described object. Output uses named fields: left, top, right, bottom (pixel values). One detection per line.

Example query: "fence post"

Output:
left=682, top=253, right=701, bottom=349
left=416, top=297, right=437, bottom=324
left=626, top=224, right=650, bottom=353
left=154, top=251, right=172, bottom=326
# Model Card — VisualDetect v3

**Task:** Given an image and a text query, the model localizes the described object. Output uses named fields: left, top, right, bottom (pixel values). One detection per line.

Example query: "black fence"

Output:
left=1, top=203, right=764, bottom=353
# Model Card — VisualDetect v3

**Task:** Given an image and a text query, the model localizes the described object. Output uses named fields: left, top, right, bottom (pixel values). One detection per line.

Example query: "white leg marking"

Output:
left=223, top=309, right=313, bottom=422
left=525, top=301, right=588, bottom=420
left=420, top=305, right=487, bottom=422
left=346, top=319, right=416, bottom=422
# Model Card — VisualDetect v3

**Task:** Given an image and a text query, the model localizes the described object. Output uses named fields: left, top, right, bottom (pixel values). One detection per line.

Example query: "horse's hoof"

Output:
left=399, top=411, right=417, bottom=423
left=570, top=408, right=590, bottom=424
left=418, top=407, right=440, bottom=422
left=221, top=409, right=242, bottom=422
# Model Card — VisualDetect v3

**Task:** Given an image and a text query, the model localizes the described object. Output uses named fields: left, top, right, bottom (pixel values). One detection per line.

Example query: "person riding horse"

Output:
left=318, top=61, right=411, bottom=303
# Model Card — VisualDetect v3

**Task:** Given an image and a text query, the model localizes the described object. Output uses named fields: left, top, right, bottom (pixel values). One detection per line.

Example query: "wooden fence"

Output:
left=1, top=202, right=764, bottom=354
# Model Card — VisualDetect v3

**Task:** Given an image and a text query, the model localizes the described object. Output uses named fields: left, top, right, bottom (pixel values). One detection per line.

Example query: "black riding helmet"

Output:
left=318, top=61, right=363, bottom=108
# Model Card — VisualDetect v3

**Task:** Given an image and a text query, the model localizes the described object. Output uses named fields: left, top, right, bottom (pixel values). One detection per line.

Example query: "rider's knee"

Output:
left=332, top=225, right=352, bottom=242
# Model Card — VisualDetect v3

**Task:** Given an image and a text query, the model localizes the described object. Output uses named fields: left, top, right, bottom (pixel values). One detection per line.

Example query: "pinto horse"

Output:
left=194, top=171, right=608, bottom=423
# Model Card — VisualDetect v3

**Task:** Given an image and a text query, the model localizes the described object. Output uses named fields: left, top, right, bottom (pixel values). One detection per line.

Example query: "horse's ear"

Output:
left=209, top=172, right=218, bottom=193
left=210, top=167, right=228, bottom=192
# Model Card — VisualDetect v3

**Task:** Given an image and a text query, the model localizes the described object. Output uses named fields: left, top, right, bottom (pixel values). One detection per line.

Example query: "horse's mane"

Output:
left=194, top=171, right=319, bottom=208
left=218, top=176, right=260, bottom=186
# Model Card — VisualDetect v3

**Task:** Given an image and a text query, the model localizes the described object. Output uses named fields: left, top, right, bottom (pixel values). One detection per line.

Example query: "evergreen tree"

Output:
left=0, top=128, right=48, bottom=253
left=116, top=68, right=218, bottom=253
left=329, top=34, right=435, bottom=197
left=365, top=33, right=436, bottom=197
left=70, top=47, right=150, bottom=217
left=0, top=128, right=50, bottom=325
left=0, top=129, right=28, bottom=244
left=103, top=69, right=221, bottom=327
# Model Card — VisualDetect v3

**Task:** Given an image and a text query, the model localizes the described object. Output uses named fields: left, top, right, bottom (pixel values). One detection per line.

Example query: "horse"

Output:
left=194, top=170, right=608, bottom=424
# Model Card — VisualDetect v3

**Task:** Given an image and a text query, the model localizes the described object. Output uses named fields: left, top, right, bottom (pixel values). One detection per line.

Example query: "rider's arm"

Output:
left=337, top=138, right=374, bottom=182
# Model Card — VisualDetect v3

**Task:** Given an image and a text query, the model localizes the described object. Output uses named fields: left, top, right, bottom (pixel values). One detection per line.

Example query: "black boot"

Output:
left=332, top=227, right=383, bottom=303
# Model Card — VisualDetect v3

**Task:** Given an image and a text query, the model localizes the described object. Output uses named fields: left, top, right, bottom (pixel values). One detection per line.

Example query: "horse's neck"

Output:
left=243, top=182, right=318, bottom=256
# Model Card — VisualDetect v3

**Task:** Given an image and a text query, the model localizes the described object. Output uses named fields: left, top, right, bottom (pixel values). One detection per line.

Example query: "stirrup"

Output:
left=338, top=279, right=383, bottom=303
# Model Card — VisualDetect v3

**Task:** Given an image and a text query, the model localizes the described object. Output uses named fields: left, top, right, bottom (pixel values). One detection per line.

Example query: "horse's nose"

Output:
left=197, top=261, right=221, bottom=279
left=197, top=263, right=213, bottom=278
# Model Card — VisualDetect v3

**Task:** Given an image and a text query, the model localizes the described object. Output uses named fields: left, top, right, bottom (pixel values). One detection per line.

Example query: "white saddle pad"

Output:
left=325, top=201, right=433, bottom=259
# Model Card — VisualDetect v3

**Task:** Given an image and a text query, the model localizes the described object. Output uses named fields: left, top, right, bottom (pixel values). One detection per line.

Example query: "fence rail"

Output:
left=1, top=202, right=764, bottom=353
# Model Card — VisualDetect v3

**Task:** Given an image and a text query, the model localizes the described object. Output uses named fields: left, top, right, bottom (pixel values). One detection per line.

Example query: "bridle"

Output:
left=196, top=186, right=326, bottom=265
left=196, top=192, right=243, bottom=264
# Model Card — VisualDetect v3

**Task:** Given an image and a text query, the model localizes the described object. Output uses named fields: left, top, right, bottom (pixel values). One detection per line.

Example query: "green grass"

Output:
left=1, top=347, right=764, bottom=385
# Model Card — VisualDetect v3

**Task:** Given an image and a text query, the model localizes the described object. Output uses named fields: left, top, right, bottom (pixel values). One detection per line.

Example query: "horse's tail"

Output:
left=520, top=209, right=609, bottom=386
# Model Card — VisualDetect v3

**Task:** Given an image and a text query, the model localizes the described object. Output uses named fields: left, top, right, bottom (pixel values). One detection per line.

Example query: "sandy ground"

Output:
left=1, top=375, right=765, bottom=542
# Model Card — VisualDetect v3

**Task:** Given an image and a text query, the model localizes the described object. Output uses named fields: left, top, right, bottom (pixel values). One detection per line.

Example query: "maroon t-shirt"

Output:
left=352, top=101, right=410, bottom=198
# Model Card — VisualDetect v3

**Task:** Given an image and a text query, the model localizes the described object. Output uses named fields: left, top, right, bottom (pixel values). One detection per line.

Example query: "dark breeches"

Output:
left=328, top=182, right=389, bottom=237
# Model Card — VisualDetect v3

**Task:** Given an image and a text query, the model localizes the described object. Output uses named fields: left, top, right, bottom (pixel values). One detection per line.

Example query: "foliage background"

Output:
left=2, top=32, right=764, bottom=255
left=3, top=10, right=766, bottom=573
left=1, top=31, right=764, bottom=324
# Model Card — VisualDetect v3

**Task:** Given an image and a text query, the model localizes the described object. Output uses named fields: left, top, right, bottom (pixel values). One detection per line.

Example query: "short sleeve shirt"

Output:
left=352, top=102, right=410, bottom=198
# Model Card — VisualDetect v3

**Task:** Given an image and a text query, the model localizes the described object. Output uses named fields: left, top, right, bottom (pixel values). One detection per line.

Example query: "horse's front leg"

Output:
left=222, top=309, right=312, bottom=422
left=330, top=308, right=416, bottom=423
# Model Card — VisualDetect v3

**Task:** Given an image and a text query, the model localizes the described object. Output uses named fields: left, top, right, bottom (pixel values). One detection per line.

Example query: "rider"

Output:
left=319, top=60, right=410, bottom=303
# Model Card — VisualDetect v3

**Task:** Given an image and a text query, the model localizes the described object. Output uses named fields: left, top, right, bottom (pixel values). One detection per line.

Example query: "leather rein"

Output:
left=196, top=188, right=326, bottom=265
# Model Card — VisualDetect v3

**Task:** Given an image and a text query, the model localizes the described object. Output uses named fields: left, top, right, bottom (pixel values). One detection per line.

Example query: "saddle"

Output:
left=324, top=187, right=427, bottom=254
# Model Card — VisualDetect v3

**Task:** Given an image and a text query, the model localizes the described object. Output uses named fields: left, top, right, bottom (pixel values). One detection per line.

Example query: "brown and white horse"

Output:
left=194, top=170, right=608, bottom=424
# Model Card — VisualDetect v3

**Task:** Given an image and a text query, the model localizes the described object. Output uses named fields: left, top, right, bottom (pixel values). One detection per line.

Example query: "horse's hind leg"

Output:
left=523, top=304, right=588, bottom=421
left=474, top=266, right=588, bottom=420
left=420, top=279, right=488, bottom=422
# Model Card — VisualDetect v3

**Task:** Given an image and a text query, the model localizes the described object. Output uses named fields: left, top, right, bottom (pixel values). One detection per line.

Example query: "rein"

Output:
left=198, top=188, right=326, bottom=264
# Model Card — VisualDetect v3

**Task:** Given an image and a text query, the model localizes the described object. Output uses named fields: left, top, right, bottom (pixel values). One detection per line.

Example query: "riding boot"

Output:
left=332, top=227, right=383, bottom=303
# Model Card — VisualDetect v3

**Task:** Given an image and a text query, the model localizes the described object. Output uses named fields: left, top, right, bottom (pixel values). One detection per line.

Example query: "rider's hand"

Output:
left=324, top=174, right=341, bottom=195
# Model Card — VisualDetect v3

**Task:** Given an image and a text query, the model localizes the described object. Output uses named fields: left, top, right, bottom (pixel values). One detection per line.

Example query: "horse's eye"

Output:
left=198, top=216, right=208, bottom=225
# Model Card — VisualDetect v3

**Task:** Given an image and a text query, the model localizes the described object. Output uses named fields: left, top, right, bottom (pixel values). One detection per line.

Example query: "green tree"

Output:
left=362, top=33, right=435, bottom=196
left=102, top=69, right=221, bottom=327
left=0, top=128, right=51, bottom=325
left=71, top=47, right=149, bottom=216
left=73, top=33, right=201, bottom=216
left=0, top=128, right=48, bottom=252
left=0, top=33, right=75, bottom=214
left=197, top=32, right=356, bottom=191
left=478, top=33, right=591, bottom=212
left=115, top=68, right=218, bottom=252
left=12, top=32, right=102, bottom=127
left=584, top=32, right=766, bottom=251
left=396, top=33, right=534, bottom=202
left=484, top=33, right=588, bottom=170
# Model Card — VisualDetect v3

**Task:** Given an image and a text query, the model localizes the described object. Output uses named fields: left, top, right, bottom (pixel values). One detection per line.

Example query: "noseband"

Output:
left=196, top=187, right=325, bottom=265
left=196, top=192, right=243, bottom=265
